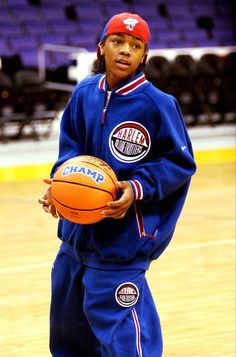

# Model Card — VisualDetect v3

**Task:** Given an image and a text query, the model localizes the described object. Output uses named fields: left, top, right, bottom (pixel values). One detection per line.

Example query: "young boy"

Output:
left=39, top=12, right=196, bottom=357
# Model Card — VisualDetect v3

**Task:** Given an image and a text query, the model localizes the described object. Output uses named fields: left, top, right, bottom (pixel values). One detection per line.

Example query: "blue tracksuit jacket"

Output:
left=50, top=71, right=196, bottom=271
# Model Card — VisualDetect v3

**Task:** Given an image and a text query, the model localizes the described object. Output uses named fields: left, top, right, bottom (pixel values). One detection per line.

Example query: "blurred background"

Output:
left=0, top=0, right=235, bottom=146
left=0, top=1, right=235, bottom=356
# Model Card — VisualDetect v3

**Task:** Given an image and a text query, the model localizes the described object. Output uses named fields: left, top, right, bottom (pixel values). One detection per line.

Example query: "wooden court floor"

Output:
left=0, top=162, right=235, bottom=356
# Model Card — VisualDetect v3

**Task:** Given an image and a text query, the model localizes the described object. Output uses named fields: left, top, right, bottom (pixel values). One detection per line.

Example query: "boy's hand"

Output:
left=38, top=178, right=61, bottom=219
left=101, top=181, right=134, bottom=219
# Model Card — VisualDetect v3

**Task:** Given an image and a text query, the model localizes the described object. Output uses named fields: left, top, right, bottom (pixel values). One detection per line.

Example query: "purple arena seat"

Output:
left=10, top=7, right=42, bottom=21
left=20, top=48, right=39, bottom=68
left=10, top=35, right=38, bottom=52
left=40, top=34, right=67, bottom=46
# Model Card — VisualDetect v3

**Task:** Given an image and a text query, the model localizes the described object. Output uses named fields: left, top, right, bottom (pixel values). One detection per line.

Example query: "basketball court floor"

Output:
left=0, top=120, right=235, bottom=356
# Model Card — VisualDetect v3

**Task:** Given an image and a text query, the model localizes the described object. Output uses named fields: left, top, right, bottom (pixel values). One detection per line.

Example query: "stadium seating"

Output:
left=0, top=0, right=235, bottom=141
left=0, top=0, right=235, bottom=65
left=145, top=51, right=236, bottom=125
left=0, top=68, right=61, bottom=141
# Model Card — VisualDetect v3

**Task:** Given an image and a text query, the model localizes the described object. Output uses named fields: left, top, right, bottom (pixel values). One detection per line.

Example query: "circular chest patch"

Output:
left=109, top=121, right=151, bottom=163
left=115, top=282, right=139, bottom=308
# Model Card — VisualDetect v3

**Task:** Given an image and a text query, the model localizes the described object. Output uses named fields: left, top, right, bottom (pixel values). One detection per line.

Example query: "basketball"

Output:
left=50, top=155, right=118, bottom=224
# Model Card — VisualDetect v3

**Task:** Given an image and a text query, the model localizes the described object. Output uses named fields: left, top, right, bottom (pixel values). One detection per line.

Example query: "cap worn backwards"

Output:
left=98, top=12, right=150, bottom=47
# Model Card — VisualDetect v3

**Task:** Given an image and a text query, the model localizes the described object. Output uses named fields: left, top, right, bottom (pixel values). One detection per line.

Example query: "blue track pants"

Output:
left=50, top=242, right=163, bottom=356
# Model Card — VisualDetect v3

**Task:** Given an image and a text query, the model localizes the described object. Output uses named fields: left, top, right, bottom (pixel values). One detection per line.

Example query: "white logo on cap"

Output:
left=123, top=17, right=139, bottom=31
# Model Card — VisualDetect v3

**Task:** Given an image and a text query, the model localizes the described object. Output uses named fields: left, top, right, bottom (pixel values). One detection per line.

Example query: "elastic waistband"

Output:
left=59, top=241, right=150, bottom=271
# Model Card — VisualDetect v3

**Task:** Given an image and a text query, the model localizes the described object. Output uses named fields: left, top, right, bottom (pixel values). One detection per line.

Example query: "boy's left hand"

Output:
left=101, top=181, right=134, bottom=219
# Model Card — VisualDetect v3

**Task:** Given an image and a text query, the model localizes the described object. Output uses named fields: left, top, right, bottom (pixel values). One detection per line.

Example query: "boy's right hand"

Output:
left=38, top=178, right=61, bottom=219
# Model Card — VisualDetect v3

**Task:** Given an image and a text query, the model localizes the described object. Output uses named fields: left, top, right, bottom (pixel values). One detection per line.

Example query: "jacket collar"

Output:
left=98, top=72, right=147, bottom=95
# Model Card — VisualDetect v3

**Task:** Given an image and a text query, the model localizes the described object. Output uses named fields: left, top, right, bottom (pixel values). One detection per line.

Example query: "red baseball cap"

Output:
left=98, top=12, right=150, bottom=47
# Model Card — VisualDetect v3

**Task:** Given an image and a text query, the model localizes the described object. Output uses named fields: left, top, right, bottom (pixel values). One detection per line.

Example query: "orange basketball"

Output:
left=50, top=155, right=118, bottom=224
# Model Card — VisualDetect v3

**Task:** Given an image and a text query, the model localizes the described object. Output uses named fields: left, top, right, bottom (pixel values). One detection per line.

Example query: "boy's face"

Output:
left=99, top=33, right=147, bottom=89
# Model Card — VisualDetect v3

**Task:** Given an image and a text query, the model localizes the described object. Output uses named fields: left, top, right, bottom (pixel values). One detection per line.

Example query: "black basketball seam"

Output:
left=52, top=195, right=111, bottom=211
left=52, top=179, right=116, bottom=201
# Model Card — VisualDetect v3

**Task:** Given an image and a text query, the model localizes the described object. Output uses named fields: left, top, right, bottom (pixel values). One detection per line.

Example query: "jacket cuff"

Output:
left=128, top=180, right=143, bottom=200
